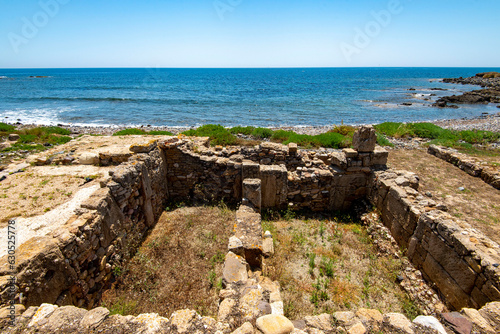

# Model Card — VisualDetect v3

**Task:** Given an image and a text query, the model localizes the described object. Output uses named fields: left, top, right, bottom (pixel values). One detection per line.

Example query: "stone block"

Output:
left=243, top=178, right=262, bottom=212
left=222, top=252, right=249, bottom=285
left=260, top=164, right=287, bottom=209
left=288, top=143, right=298, bottom=154
left=352, top=125, right=376, bottom=152
left=422, top=254, right=471, bottom=310
left=256, top=314, right=294, bottom=334
left=342, top=148, right=358, bottom=158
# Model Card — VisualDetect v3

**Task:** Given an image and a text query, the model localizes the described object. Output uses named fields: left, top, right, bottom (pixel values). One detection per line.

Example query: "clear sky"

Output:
left=1, top=0, right=499, bottom=68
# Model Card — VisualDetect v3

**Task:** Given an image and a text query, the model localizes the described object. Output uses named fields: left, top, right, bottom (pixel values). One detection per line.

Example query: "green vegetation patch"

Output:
left=375, top=122, right=500, bottom=150
left=182, top=124, right=239, bottom=146
left=0, top=122, right=16, bottom=132
left=113, top=128, right=174, bottom=136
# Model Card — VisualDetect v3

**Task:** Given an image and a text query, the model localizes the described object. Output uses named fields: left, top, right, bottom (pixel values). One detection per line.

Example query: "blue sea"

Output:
left=1, top=68, right=499, bottom=128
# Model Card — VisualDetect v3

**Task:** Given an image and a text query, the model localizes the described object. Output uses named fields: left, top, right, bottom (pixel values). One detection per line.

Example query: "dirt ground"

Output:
left=0, top=165, right=108, bottom=227
left=262, top=212, right=417, bottom=320
left=388, top=148, right=500, bottom=243
left=100, top=205, right=234, bottom=318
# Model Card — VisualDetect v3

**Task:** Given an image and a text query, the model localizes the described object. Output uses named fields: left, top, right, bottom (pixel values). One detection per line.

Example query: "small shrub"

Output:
left=376, top=132, right=394, bottom=147
left=230, top=126, right=255, bottom=135
left=251, top=127, right=273, bottom=139
left=182, top=124, right=239, bottom=146
left=148, top=130, right=173, bottom=135
left=113, top=128, right=148, bottom=136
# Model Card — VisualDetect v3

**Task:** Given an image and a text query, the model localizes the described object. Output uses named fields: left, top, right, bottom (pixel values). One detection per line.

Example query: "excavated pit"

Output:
left=1, top=127, right=500, bottom=333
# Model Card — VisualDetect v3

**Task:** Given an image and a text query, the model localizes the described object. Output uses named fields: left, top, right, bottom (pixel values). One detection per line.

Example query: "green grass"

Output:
left=1, top=126, right=72, bottom=153
left=0, top=122, right=16, bottom=132
left=182, top=124, right=239, bottom=146
left=113, top=128, right=174, bottom=136
left=375, top=122, right=500, bottom=149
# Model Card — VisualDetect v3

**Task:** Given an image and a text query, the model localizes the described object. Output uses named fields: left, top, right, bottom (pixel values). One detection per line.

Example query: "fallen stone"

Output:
left=333, top=311, right=355, bottom=327
left=441, top=312, right=472, bottom=334
left=413, top=315, right=447, bottom=334
left=79, top=152, right=99, bottom=165
left=383, top=313, right=414, bottom=334
left=348, top=321, right=367, bottom=334
left=355, top=308, right=383, bottom=324
left=256, top=314, right=294, bottom=334
left=231, top=321, right=255, bottom=334
left=304, top=313, right=333, bottom=331
left=8, top=133, right=20, bottom=141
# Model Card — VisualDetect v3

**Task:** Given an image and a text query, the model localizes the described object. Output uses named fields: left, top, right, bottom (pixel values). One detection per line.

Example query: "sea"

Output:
left=1, top=67, right=499, bottom=128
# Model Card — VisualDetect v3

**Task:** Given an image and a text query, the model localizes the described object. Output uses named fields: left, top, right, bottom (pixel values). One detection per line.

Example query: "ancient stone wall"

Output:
left=428, top=144, right=500, bottom=189
left=368, top=169, right=500, bottom=310
left=0, top=147, right=170, bottom=309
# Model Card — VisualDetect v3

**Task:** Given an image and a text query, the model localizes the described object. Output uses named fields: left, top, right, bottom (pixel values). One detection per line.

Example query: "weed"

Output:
left=319, top=257, right=335, bottom=278
left=210, top=250, right=225, bottom=266
left=308, top=253, right=316, bottom=274
left=113, top=128, right=148, bottom=136
left=208, top=270, right=217, bottom=287
left=0, top=122, right=15, bottom=132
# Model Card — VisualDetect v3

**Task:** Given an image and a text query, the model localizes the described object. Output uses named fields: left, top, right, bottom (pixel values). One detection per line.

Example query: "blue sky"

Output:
left=0, top=0, right=499, bottom=68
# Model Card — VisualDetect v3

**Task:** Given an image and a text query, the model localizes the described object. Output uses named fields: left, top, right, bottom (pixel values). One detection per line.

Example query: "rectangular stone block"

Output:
left=243, top=178, right=261, bottom=212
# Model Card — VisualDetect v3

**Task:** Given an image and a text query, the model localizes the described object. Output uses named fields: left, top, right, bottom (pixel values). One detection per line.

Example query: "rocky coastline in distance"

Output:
left=433, top=71, right=500, bottom=108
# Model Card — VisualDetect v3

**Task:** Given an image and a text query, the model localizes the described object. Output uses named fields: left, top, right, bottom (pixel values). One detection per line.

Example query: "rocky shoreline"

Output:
left=5, top=111, right=500, bottom=138
left=434, top=72, right=500, bottom=107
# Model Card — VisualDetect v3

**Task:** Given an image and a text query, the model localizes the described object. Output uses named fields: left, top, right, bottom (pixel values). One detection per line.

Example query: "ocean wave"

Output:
left=39, top=96, right=137, bottom=102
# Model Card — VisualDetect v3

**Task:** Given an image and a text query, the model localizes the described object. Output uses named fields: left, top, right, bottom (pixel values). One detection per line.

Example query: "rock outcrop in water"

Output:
left=434, top=72, right=500, bottom=107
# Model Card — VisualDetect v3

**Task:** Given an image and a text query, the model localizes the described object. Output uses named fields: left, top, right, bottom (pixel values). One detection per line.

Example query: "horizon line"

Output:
left=2, top=66, right=500, bottom=70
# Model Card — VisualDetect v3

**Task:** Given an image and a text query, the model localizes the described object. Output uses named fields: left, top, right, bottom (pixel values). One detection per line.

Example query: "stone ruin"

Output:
left=0, top=126, right=499, bottom=333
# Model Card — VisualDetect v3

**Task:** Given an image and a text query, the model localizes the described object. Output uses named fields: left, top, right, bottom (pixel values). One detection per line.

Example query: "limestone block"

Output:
left=169, top=309, right=199, bottom=333
left=79, top=152, right=99, bottom=165
left=413, top=316, right=446, bottom=334
left=461, top=307, right=496, bottom=333
left=235, top=206, right=263, bottom=267
left=352, top=125, right=376, bottom=152
left=288, top=143, right=298, bottom=154
left=231, top=322, right=255, bottom=334
left=383, top=313, right=414, bottom=334
left=256, top=314, right=294, bottom=334
left=222, top=252, right=249, bottom=285
left=333, top=311, right=355, bottom=327
left=348, top=322, right=367, bottom=334
left=228, top=236, right=244, bottom=256
left=342, top=148, right=358, bottom=158
left=478, top=302, right=500, bottom=332
left=35, top=306, right=88, bottom=332
left=263, top=231, right=274, bottom=257
left=260, top=164, right=288, bottom=209
left=370, top=146, right=388, bottom=166
left=243, top=178, right=262, bottom=212
left=355, top=308, right=383, bottom=324
left=304, top=313, right=333, bottom=331
left=422, top=253, right=471, bottom=310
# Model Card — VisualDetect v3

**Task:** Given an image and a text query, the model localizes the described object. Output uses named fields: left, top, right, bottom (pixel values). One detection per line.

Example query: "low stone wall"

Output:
left=0, top=147, right=170, bottom=309
left=368, top=169, right=500, bottom=310
left=428, top=144, right=500, bottom=189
